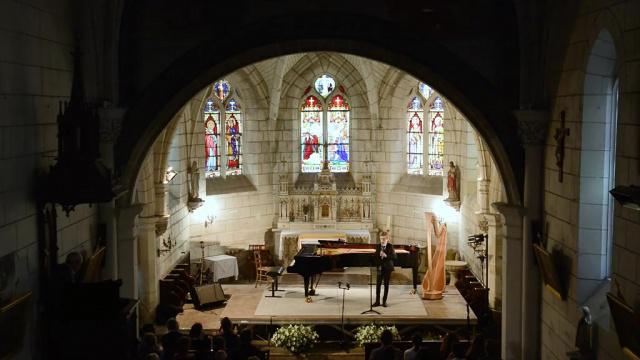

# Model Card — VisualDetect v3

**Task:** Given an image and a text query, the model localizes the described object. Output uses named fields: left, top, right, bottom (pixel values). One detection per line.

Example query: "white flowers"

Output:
left=271, top=324, right=319, bottom=354
left=353, top=324, right=400, bottom=347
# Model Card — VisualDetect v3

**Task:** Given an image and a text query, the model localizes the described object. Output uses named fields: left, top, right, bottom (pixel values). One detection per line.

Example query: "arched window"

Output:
left=428, top=96, right=445, bottom=176
left=407, top=96, right=424, bottom=175
left=204, top=80, right=243, bottom=177
left=407, top=82, right=444, bottom=176
left=300, top=74, right=350, bottom=173
left=578, top=30, right=618, bottom=282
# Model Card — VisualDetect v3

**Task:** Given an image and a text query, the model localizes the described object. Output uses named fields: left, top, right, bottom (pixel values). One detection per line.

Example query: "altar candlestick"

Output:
left=386, top=215, right=391, bottom=231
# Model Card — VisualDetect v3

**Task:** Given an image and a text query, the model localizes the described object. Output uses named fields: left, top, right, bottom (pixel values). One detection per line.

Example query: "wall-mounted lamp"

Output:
left=164, top=167, right=178, bottom=184
left=610, top=185, right=640, bottom=211
left=204, top=215, right=215, bottom=228
left=157, top=235, right=174, bottom=257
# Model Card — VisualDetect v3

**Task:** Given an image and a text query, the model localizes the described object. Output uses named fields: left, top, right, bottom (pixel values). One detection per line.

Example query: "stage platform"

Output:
left=177, top=269, right=477, bottom=330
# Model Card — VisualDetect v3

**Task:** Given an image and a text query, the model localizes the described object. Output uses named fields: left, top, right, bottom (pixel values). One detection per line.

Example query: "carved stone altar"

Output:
left=273, top=165, right=376, bottom=263
left=277, top=166, right=373, bottom=227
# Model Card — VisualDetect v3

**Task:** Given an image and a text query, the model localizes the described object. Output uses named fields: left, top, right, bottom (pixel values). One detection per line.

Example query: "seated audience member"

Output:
left=478, top=339, right=500, bottom=360
left=228, top=329, right=264, bottom=360
left=404, top=332, right=423, bottom=360
left=213, top=336, right=226, bottom=352
left=369, top=329, right=402, bottom=360
left=219, top=317, right=239, bottom=351
left=162, top=318, right=184, bottom=359
left=448, top=342, right=467, bottom=360
left=145, top=354, right=161, bottom=360
left=138, top=332, right=163, bottom=359
left=174, top=336, right=196, bottom=360
left=465, top=333, right=486, bottom=360
left=214, top=350, right=228, bottom=360
left=196, top=335, right=213, bottom=360
left=141, top=323, right=156, bottom=336
left=440, top=332, right=459, bottom=360
left=190, top=322, right=207, bottom=351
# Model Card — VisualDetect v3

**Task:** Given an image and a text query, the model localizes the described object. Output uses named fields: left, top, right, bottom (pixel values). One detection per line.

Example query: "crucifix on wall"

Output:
left=554, top=110, right=570, bottom=183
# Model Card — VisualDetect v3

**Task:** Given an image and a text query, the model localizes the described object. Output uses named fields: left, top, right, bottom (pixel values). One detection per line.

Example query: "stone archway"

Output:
left=116, top=14, right=523, bottom=206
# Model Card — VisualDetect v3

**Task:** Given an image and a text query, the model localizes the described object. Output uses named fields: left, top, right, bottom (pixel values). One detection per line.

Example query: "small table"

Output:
left=444, top=260, right=468, bottom=286
left=203, top=255, right=239, bottom=282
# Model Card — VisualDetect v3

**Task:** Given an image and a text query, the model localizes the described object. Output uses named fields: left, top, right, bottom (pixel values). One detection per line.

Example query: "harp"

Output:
left=421, top=212, right=447, bottom=300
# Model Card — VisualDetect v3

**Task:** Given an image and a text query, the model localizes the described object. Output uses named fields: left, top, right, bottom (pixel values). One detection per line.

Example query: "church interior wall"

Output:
left=0, top=1, right=101, bottom=359
left=188, top=70, right=274, bottom=251
left=541, top=1, right=640, bottom=359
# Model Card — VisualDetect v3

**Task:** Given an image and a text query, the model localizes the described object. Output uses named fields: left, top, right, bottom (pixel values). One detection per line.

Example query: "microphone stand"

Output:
left=338, top=281, right=351, bottom=348
left=361, top=254, right=381, bottom=315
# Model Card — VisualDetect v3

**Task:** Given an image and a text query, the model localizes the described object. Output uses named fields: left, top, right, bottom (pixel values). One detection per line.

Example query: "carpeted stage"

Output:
left=177, top=268, right=477, bottom=330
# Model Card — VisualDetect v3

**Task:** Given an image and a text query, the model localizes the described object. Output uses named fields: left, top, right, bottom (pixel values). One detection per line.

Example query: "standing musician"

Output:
left=373, top=231, right=397, bottom=307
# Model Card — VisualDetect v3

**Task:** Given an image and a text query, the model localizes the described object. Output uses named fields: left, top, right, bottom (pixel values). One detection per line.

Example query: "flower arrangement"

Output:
left=271, top=324, right=319, bottom=354
left=353, top=324, right=400, bottom=347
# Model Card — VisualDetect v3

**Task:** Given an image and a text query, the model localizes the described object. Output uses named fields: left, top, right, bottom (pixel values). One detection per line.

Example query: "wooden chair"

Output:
left=250, top=245, right=272, bottom=287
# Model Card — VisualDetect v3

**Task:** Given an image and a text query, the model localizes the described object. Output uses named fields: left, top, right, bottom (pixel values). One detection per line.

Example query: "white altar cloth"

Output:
left=203, top=255, right=239, bottom=282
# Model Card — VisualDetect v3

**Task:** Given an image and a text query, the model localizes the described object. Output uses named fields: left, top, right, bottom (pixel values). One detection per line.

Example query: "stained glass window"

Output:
left=407, top=97, right=424, bottom=175
left=213, top=80, right=230, bottom=101
left=301, top=77, right=350, bottom=173
left=314, top=74, right=336, bottom=98
left=327, top=95, right=350, bottom=172
left=419, top=82, right=433, bottom=100
left=225, top=99, right=242, bottom=175
left=204, top=81, right=244, bottom=177
left=204, top=98, right=221, bottom=178
left=300, top=95, right=323, bottom=173
left=428, top=97, right=445, bottom=176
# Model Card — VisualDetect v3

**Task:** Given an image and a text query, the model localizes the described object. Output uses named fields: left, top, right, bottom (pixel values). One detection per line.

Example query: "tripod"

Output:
left=361, top=260, right=381, bottom=315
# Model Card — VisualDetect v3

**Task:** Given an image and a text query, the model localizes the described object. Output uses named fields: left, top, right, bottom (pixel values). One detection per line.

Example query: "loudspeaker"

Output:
left=191, top=283, right=226, bottom=309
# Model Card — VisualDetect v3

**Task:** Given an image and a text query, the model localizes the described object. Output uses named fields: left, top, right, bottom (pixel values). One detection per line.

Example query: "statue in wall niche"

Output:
left=567, top=306, right=594, bottom=360
left=446, top=161, right=461, bottom=202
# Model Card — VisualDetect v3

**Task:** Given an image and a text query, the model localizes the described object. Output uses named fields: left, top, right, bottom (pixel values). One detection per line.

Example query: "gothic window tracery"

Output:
left=301, top=75, right=350, bottom=173
left=204, top=80, right=243, bottom=178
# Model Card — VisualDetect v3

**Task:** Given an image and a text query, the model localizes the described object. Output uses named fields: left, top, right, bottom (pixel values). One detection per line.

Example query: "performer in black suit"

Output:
left=373, top=231, right=397, bottom=307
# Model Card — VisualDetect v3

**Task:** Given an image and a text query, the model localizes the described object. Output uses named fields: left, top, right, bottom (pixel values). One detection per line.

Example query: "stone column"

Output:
left=116, top=202, right=144, bottom=299
left=98, top=106, right=126, bottom=280
left=515, top=110, right=547, bottom=360
left=137, top=216, right=160, bottom=323
left=491, top=202, right=524, bottom=360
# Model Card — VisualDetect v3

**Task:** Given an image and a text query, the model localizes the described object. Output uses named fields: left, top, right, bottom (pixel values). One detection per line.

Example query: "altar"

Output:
left=273, top=166, right=377, bottom=265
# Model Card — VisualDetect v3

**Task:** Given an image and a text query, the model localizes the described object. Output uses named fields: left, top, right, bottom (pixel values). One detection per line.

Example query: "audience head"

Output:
left=166, top=317, right=179, bottom=332
left=239, top=329, right=253, bottom=345
left=411, top=332, right=423, bottom=347
left=65, top=252, right=83, bottom=272
left=214, top=350, right=228, bottom=360
left=142, top=332, right=159, bottom=347
left=380, top=329, right=393, bottom=346
left=190, top=322, right=203, bottom=338
left=145, top=354, right=160, bottom=360
left=220, top=317, right=233, bottom=333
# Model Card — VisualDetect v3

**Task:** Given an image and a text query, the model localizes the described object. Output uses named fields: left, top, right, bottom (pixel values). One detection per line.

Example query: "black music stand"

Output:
left=361, top=254, right=381, bottom=315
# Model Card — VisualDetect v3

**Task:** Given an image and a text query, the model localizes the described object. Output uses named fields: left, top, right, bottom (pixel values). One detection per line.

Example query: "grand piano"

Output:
left=287, top=240, right=420, bottom=297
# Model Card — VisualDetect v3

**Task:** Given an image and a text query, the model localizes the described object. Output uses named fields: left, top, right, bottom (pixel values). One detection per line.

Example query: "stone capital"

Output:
left=513, top=110, right=549, bottom=146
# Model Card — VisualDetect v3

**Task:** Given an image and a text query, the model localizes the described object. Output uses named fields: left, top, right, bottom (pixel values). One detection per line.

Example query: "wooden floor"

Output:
left=177, top=269, right=477, bottom=330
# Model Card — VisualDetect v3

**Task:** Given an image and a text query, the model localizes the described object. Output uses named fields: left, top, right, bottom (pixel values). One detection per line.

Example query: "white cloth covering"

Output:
left=203, top=255, right=239, bottom=282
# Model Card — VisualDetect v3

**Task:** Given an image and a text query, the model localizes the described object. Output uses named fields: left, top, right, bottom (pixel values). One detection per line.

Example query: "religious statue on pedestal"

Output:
left=446, top=161, right=460, bottom=202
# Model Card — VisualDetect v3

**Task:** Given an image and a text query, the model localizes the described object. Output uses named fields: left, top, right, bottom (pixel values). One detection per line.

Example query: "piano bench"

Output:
left=265, top=266, right=285, bottom=298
